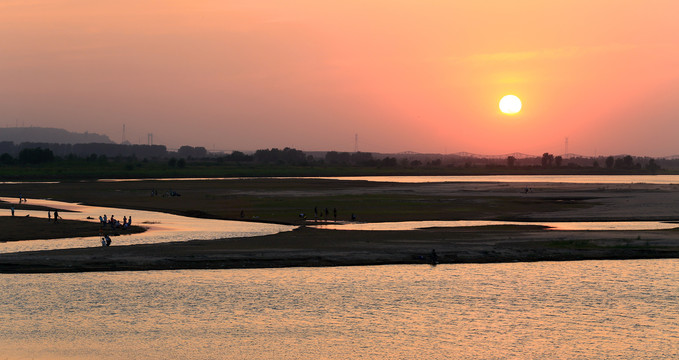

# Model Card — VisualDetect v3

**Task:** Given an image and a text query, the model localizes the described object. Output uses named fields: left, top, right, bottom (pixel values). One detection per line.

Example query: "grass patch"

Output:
left=547, top=239, right=601, bottom=249
left=0, top=179, right=595, bottom=224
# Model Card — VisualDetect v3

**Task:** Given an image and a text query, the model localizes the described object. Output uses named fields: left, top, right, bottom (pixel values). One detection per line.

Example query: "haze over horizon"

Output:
left=2, top=1, right=678, bottom=157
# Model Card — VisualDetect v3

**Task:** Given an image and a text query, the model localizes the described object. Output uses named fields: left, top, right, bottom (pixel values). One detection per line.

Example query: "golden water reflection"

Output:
left=312, top=220, right=679, bottom=231
left=0, top=260, right=677, bottom=359
left=96, top=174, right=679, bottom=184
left=0, top=197, right=294, bottom=253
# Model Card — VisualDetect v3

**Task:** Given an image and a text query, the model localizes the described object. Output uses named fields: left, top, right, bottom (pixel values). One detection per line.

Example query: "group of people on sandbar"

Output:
left=300, top=206, right=356, bottom=222
left=299, top=206, right=339, bottom=222
left=99, top=214, right=132, bottom=230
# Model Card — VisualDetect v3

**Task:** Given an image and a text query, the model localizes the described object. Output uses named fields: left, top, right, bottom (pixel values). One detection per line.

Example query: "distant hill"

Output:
left=0, top=127, right=113, bottom=144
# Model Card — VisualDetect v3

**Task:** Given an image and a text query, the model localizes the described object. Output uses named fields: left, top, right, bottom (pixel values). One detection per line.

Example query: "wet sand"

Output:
left=1, top=226, right=678, bottom=273
left=1, top=179, right=679, bottom=272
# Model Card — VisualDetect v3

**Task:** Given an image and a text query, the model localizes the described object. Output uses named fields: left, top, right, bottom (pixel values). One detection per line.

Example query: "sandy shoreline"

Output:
left=1, top=178, right=679, bottom=273
left=1, top=226, right=678, bottom=273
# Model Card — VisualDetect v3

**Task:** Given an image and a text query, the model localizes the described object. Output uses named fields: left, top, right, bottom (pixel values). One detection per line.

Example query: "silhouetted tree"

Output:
left=254, top=147, right=307, bottom=165
left=178, top=145, right=207, bottom=159
left=18, top=147, right=54, bottom=164
left=646, top=159, right=661, bottom=173
left=623, top=155, right=634, bottom=168
left=605, top=156, right=615, bottom=168
left=351, top=152, right=374, bottom=165
left=229, top=151, right=251, bottom=162
left=506, top=156, right=516, bottom=168
left=0, top=153, right=13, bottom=164
left=541, top=153, right=554, bottom=167
left=325, top=151, right=373, bottom=166
left=325, top=151, right=350, bottom=165
left=381, top=157, right=397, bottom=167
left=555, top=156, right=563, bottom=167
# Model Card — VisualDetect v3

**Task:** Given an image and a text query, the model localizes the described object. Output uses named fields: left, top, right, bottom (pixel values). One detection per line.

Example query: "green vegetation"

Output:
left=0, top=178, right=594, bottom=225
left=0, top=149, right=674, bottom=181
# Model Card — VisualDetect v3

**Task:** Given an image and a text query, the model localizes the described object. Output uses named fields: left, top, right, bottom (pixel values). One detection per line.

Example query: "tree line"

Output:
left=0, top=142, right=671, bottom=173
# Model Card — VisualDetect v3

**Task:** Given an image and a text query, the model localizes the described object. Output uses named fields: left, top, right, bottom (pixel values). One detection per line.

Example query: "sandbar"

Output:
left=1, top=178, right=678, bottom=273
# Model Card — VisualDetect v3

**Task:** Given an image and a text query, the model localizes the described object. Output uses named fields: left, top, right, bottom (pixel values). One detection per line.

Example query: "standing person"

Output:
left=54, top=210, right=59, bottom=223
left=11, top=206, right=14, bottom=217
left=48, top=211, right=51, bottom=222
left=430, top=249, right=438, bottom=265
left=333, top=208, right=337, bottom=221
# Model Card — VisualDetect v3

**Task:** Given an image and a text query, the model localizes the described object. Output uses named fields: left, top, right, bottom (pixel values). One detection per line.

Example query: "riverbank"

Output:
left=4, top=178, right=679, bottom=224
left=1, top=178, right=679, bottom=273
left=1, top=226, right=678, bottom=273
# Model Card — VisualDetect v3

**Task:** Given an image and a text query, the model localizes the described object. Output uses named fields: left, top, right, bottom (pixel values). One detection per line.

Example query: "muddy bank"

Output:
left=1, top=227, right=677, bottom=273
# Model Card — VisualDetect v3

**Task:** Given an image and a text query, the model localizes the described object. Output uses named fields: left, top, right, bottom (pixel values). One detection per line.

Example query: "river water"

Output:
left=97, top=174, right=679, bottom=184
left=314, top=174, right=679, bottom=184
left=0, top=197, right=294, bottom=253
left=312, top=220, right=679, bottom=231
left=0, top=260, right=676, bottom=359
left=3, top=196, right=677, bottom=254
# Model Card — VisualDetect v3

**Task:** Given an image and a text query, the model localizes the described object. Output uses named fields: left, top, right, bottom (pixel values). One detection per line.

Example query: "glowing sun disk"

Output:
left=499, top=95, right=522, bottom=114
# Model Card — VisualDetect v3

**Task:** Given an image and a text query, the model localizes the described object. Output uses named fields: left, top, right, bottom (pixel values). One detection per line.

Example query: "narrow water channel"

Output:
left=0, top=197, right=294, bottom=254
left=2, top=196, right=677, bottom=254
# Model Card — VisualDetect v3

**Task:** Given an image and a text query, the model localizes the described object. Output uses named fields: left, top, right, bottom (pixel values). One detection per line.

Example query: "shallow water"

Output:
left=97, top=174, right=679, bottom=184
left=0, top=197, right=294, bottom=253
left=0, top=259, right=677, bottom=359
left=312, top=220, right=679, bottom=231
left=3, top=196, right=677, bottom=254
left=315, top=174, right=679, bottom=184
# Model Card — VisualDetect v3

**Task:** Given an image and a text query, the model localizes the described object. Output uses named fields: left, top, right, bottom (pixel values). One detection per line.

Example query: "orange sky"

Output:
left=1, top=1, right=678, bottom=156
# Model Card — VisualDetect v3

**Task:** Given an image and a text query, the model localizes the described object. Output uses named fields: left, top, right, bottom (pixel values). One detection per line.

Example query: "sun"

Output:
left=499, top=95, right=522, bottom=114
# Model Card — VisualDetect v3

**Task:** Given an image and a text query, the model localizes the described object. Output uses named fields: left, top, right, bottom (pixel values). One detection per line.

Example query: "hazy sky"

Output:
left=1, top=1, right=678, bottom=156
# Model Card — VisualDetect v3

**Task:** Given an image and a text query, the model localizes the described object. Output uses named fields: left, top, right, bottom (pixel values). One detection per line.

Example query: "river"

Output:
left=95, top=174, right=679, bottom=184
left=3, top=196, right=677, bottom=254
left=0, top=260, right=676, bottom=359
left=0, top=197, right=294, bottom=253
